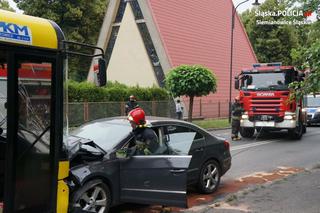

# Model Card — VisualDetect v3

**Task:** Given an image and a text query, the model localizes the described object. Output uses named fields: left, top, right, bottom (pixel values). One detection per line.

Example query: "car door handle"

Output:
left=195, top=148, right=204, bottom=152
left=170, top=169, right=186, bottom=173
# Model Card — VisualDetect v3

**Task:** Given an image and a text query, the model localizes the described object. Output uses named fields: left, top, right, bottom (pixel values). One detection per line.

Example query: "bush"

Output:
left=67, top=81, right=170, bottom=102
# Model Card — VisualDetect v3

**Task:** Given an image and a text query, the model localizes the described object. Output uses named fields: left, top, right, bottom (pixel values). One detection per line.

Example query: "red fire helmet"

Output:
left=127, top=108, right=145, bottom=125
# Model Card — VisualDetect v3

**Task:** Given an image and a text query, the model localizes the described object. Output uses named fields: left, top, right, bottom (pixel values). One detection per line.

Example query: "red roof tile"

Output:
left=148, top=0, right=257, bottom=103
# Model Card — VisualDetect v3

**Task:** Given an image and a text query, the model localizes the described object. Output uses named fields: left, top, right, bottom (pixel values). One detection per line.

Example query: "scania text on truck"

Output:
left=234, top=63, right=307, bottom=140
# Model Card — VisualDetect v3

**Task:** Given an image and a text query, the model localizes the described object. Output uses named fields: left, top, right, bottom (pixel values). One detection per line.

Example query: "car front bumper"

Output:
left=307, top=113, right=320, bottom=125
left=240, top=119, right=297, bottom=129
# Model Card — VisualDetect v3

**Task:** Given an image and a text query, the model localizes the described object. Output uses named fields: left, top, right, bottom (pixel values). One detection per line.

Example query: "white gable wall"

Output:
left=107, top=4, right=158, bottom=87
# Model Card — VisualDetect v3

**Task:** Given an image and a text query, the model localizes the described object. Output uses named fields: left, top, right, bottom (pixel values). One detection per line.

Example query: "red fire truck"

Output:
left=234, top=63, right=307, bottom=139
left=0, top=63, right=51, bottom=128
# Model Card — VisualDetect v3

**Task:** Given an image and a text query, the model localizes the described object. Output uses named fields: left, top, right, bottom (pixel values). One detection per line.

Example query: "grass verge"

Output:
left=193, top=118, right=230, bottom=129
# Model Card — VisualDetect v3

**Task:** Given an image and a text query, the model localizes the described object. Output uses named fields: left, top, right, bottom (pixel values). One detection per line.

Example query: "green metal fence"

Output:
left=68, top=101, right=175, bottom=127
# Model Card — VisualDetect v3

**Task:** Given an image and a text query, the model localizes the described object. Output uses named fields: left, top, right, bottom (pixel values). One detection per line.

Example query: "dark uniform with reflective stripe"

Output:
left=125, top=101, right=139, bottom=115
left=231, top=102, right=244, bottom=140
left=132, top=127, right=159, bottom=155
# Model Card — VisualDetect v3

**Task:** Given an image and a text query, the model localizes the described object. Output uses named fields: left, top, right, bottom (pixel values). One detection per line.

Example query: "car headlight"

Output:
left=316, top=108, right=320, bottom=113
left=284, top=115, right=296, bottom=120
left=302, top=108, right=307, bottom=112
left=242, top=114, right=248, bottom=119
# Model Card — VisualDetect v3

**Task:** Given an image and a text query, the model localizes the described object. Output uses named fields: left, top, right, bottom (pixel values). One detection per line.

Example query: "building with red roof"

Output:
left=88, top=0, right=257, bottom=118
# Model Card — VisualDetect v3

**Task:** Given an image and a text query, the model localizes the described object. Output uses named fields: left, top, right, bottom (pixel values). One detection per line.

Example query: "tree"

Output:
left=14, top=0, right=108, bottom=81
left=165, top=65, right=217, bottom=122
left=290, top=40, right=320, bottom=98
left=0, top=0, right=15, bottom=11
left=241, top=0, right=299, bottom=65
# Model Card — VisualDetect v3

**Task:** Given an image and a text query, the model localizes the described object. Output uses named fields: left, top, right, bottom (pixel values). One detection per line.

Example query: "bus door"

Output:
left=1, top=49, right=61, bottom=213
left=0, top=49, right=7, bottom=211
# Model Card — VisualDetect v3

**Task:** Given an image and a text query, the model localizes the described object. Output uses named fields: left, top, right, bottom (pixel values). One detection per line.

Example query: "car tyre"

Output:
left=197, top=160, right=221, bottom=194
left=70, top=179, right=111, bottom=213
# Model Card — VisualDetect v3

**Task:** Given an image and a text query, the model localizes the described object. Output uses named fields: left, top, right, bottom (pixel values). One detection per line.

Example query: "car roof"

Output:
left=76, top=116, right=205, bottom=131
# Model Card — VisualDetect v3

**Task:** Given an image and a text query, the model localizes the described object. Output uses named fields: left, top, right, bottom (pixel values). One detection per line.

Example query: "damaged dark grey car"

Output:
left=67, top=117, right=231, bottom=213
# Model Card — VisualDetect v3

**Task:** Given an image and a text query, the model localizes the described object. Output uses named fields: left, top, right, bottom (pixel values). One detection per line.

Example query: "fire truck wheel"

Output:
left=240, top=127, right=255, bottom=138
left=302, top=124, right=307, bottom=134
left=288, top=120, right=303, bottom=140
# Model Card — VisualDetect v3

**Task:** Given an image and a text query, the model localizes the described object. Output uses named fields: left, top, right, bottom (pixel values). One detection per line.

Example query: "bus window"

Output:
left=15, top=59, right=52, bottom=212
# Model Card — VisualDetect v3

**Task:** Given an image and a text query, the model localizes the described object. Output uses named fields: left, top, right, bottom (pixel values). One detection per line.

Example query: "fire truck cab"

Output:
left=235, top=62, right=307, bottom=139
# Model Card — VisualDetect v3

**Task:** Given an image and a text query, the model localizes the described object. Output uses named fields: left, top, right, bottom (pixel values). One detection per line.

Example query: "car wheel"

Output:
left=71, top=179, right=111, bottom=213
left=197, top=160, right=221, bottom=194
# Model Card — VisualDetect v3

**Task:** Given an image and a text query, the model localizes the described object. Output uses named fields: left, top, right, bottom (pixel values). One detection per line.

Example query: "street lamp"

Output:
left=228, top=0, right=260, bottom=123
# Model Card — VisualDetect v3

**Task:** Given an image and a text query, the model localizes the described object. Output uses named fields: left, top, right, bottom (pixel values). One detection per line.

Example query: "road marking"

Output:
left=230, top=140, right=279, bottom=151
left=230, top=131, right=319, bottom=152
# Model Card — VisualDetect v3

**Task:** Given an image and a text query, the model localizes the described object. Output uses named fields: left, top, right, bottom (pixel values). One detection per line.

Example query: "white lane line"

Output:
left=230, top=131, right=319, bottom=151
left=230, top=140, right=278, bottom=151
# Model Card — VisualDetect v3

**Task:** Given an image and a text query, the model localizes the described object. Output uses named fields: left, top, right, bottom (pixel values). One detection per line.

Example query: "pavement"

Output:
left=183, top=166, right=320, bottom=213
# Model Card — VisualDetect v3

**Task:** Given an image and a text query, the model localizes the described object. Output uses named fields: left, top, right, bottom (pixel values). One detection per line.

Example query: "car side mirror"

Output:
left=116, top=148, right=128, bottom=159
left=298, top=72, right=305, bottom=81
left=97, top=58, right=107, bottom=87
left=234, top=77, right=239, bottom=90
left=115, top=147, right=136, bottom=159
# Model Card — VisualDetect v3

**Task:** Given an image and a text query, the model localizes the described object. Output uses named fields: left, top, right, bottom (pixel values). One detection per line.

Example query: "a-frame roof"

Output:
left=89, top=0, right=257, bottom=101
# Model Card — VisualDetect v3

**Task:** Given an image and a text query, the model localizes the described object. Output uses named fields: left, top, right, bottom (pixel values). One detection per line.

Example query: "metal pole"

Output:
left=228, top=0, right=249, bottom=123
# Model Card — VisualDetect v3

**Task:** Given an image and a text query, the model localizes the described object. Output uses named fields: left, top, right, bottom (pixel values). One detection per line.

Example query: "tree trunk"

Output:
left=188, top=96, right=194, bottom=122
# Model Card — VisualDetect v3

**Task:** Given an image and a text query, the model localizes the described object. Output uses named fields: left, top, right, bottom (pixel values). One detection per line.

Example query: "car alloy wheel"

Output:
left=72, top=180, right=110, bottom=213
left=198, top=160, right=221, bottom=194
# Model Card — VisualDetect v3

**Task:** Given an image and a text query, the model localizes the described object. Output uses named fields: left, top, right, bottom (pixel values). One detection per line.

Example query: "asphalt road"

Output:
left=110, top=127, right=320, bottom=212
left=211, top=126, right=320, bottom=180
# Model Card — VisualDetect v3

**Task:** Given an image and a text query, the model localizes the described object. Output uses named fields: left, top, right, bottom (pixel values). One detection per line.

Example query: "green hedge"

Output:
left=68, top=81, right=170, bottom=102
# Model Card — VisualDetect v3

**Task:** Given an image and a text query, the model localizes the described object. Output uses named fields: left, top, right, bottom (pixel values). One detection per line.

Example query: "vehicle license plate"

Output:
left=255, top=121, right=275, bottom=127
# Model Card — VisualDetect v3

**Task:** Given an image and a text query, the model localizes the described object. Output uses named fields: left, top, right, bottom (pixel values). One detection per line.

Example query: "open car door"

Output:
left=120, top=155, right=191, bottom=208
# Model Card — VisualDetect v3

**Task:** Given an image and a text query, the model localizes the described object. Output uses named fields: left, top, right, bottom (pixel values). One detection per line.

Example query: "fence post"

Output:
left=152, top=101, right=157, bottom=116
left=200, top=98, right=202, bottom=117
left=84, top=102, right=89, bottom=122
left=120, top=102, right=125, bottom=116
left=218, top=101, right=221, bottom=118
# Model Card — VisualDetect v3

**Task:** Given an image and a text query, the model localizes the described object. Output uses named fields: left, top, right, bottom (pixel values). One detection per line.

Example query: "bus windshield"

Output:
left=241, top=70, right=294, bottom=91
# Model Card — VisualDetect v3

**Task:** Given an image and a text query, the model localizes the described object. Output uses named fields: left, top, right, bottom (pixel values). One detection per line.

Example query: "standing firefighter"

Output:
left=125, top=95, right=139, bottom=115
left=127, top=108, right=159, bottom=155
left=231, top=96, right=244, bottom=141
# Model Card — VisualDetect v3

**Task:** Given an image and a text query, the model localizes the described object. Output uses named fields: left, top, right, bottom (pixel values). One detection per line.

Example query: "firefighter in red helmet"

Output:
left=231, top=96, right=244, bottom=141
left=127, top=108, right=159, bottom=155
